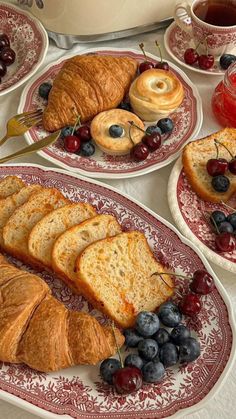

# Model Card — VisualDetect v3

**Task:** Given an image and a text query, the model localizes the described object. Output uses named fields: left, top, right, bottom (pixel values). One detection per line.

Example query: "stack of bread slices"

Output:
left=0, top=176, right=174, bottom=328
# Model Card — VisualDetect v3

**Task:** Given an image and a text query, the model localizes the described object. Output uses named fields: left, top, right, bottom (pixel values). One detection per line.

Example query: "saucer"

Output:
left=164, top=21, right=235, bottom=76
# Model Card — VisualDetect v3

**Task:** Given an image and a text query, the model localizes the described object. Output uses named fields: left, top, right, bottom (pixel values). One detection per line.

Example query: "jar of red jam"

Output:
left=212, top=62, right=236, bottom=128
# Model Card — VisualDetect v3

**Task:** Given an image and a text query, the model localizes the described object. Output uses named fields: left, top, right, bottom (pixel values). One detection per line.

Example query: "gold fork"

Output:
left=0, top=130, right=61, bottom=164
left=0, top=109, right=43, bottom=147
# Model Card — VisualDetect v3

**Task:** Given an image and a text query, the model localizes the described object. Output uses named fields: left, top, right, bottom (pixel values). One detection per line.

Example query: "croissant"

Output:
left=43, top=55, right=138, bottom=132
left=0, top=254, right=124, bottom=372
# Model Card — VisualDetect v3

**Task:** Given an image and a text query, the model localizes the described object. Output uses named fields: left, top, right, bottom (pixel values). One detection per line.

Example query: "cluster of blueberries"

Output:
left=100, top=303, right=200, bottom=387
left=210, top=210, right=236, bottom=252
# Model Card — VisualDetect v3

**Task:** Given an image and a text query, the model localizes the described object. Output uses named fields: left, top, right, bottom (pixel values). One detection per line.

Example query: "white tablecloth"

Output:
left=0, top=18, right=236, bottom=419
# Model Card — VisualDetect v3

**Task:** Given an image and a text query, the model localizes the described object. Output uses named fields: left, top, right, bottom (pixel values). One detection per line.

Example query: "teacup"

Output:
left=174, top=0, right=236, bottom=57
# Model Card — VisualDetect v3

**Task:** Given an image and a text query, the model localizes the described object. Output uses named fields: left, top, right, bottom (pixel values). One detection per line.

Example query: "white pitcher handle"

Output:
left=174, top=1, right=193, bottom=34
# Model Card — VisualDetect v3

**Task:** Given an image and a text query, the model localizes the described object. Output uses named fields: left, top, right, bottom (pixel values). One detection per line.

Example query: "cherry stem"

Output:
left=220, top=201, right=236, bottom=212
left=128, top=124, right=136, bottom=146
left=215, top=139, right=234, bottom=158
left=214, top=140, right=219, bottom=159
left=151, top=271, right=192, bottom=283
left=111, top=321, right=124, bottom=368
left=155, top=41, right=163, bottom=62
left=128, top=120, right=148, bottom=135
left=139, top=43, right=147, bottom=60
left=72, top=115, right=81, bottom=135
left=208, top=211, right=220, bottom=235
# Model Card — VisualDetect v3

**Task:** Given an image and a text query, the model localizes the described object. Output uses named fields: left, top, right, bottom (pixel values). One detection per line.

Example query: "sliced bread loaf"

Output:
left=2, top=188, right=69, bottom=265
left=182, top=127, right=236, bottom=202
left=0, top=176, right=25, bottom=198
left=52, top=214, right=122, bottom=288
left=76, top=231, right=174, bottom=328
left=0, top=185, right=42, bottom=248
left=28, top=203, right=96, bottom=268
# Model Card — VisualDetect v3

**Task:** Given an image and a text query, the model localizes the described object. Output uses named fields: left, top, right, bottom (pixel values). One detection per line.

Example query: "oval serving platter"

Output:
left=0, top=163, right=235, bottom=419
left=18, top=47, right=203, bottom=179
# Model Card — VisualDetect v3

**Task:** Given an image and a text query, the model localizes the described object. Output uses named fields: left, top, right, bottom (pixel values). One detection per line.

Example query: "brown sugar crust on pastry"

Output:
left=129, top=68, right=184, bottom=122
left=43, top=55, right=138, bottom=132
left=90, top=109, right=145, bottom=155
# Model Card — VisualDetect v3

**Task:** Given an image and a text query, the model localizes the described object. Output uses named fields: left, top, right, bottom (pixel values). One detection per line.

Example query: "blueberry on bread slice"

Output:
left=182, top=128, right=236, bottom=203
left=75, top=231, right=174, bottom=328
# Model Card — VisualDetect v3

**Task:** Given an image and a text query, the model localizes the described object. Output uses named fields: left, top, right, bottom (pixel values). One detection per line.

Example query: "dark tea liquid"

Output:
left=194, top=1, right=236, bottom=26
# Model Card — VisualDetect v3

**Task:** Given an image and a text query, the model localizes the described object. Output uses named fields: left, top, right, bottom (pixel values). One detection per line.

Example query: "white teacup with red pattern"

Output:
left=174, top=0, right=236, bottom=57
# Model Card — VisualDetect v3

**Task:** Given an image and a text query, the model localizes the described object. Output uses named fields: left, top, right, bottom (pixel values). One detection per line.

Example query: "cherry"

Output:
left=198, top=54, right=214, bottom=70
left=179, top=293, right=202, bottom=317
left=64, top=135, right=81, bottom=153
left=142, top=132, right=162, bottom=151
left=206, top=158, right=228, bottom=176
left=139, top=42, right=154, bottom=73
left=0, top=47, right=15, bottom=66
left=155, top=61, right=169, bottom=71
left=228, top=158, right=236, bottom=174
left=113, top=366, right=142, bottom=394
left=215, top=232, right=236, bottom=252
left=0, top=61, right=6, bottom=77
left=184, top=48, right=199, bottom=65
left=190, top=270, right=215, bottom=295
left=75, top=125, right=91, bottom=142
left=0, top=34, right=10, bottom=50
left=131, top=143, right=149, bottom=161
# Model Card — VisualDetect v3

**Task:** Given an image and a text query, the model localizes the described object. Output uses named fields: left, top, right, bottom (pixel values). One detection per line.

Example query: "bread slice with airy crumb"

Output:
left=2, top=188, right=69, bottom=265
left=182, top=127, right=236, bottom=202
left=0, top=176, right=25, bottom=198
left=0, top=185, right=43, bottom=248
left=28, top=203, right=96, bottom=268
left=76, top=231, right=174, bottom=328
left=52, top=214, right=122, bottom=288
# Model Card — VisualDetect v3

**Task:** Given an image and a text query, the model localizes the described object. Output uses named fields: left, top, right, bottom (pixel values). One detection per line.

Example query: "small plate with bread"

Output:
left=168, top=127, right=236, bottom=273
left=18, top=47, right=202, bottom=179
left=0, top=163, right=235, bottom=419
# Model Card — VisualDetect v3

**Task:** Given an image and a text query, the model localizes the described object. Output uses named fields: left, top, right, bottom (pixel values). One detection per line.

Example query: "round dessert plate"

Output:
left=168, top=157, right=236, bottom=273
left=18, top=47, right=203, bottom=179
left=0, top=1, right=48, bottom=96
left=164, top=21, right=236, bottom=76
left=0, top=163, right=235, bottom=419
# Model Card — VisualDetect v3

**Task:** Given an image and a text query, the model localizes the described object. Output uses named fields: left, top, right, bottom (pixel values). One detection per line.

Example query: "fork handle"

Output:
left=0, top=134, right=9, bottom=147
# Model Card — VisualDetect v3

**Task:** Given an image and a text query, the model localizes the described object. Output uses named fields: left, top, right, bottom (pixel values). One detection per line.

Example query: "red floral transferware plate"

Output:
left=0, top=163, right=235, bottom=419
left=168, top=158, right=236, bottom=273
left=0, top=2, right=48, bottom=96
left=18, top=47, right=202, bottom=179
left=164, top=22, right=236, bottom=76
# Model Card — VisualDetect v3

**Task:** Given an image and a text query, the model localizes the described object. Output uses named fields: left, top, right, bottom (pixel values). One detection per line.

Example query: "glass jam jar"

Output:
left=212, top=62, right=236, bottom=128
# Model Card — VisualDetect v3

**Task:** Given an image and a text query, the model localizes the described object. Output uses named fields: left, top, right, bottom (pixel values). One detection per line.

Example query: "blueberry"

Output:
left=227, top=213, right=236, bottom=229
left=135, top=311, right=160, bottom=337
left=142, top=361, right=165, bottom=383
left=157, top=118, right=174, bottom=134
left=109, top=124, right=124, bottom=138
left=124, top=328, right=144, bottom=348
left=118, top=101, right=132, bottom=112
left=170, top=324, right=190, bottom=345
left=158, top=301, right=182, bottom=328
left=159, top=342, right=179, bottom=368
left=124, top=354, right=144, bottom=370
left=152, top=328, right=170, bottom=346
left=100, top=358, right=121, bottom=384
left=61, top=126, right=74, bottom=139
left=79, top=141, right=95, bottom=157
left=38, top=82, right=52, bottom=100
left=145, top=125, right=162, bottom=136
left=210, top=210, right=226, bottom=226
left=138, top=339, right=159, bottom=360
left=179, top=337, right=200, bottom=364
left=211, top=175, right=230, bottom=193
left=218, top=221, right=234, bottom=234
left=220, top=54, right=236, bottom=70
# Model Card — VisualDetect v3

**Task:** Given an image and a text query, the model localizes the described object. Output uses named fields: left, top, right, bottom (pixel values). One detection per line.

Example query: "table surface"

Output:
left=0, top=11, right=236, bottom=419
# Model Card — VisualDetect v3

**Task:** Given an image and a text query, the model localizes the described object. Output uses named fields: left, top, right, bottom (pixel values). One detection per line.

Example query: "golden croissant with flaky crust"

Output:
left=0, top=254, right=124, bottom=372
left=43, top=55, right=138, bottom=132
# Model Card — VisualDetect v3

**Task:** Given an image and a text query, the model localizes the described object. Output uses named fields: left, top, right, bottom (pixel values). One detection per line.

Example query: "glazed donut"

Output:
left=129, top=68, right=184, bottom=122
left=90, top=109, right=145, bottom=156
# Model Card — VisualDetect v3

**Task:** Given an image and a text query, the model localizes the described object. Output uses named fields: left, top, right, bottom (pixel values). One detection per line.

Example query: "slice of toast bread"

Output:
left=2, top=188, right=69, bottom=265
left=0, top=176, right=25, bottom=198
left=0, top=185, right=43, bottom=248
left=52, top=214, right=122, bottom=288
left=182, top=128, right=236, bottom=202
left=76, top=231, right=174, bottom=328
left=28, top=203, right=96, bottom=268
